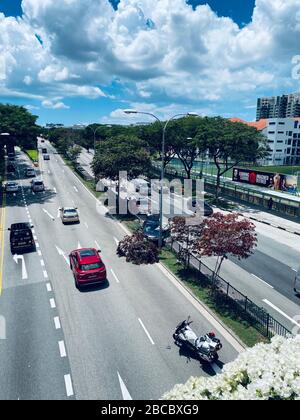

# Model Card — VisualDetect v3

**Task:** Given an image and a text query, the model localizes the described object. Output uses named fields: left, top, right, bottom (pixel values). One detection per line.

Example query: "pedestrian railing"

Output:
left=152, top=162, right=300, bottom=218
left=168, top=238, right=292, bottom=340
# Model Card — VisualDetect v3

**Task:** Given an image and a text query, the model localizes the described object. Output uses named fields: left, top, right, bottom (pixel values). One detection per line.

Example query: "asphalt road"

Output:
left=78, top=147, right=300, bottom=333
left=0, top=143, right=241, bottom=400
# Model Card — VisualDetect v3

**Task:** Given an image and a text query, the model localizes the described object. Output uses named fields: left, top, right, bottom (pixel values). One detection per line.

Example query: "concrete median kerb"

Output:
left=157, top=261, right=246, bottom=353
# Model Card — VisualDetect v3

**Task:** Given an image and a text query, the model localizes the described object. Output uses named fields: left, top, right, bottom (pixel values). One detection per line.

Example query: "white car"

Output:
left=31, top=179, right=45, bottom=192
left=5, top=181, right=19, bottom=193
left=60, top=207, right=80, bottom=224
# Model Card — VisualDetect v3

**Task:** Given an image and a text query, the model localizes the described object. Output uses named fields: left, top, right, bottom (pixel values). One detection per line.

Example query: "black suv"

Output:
left=9, top=223, right=35, bottom=254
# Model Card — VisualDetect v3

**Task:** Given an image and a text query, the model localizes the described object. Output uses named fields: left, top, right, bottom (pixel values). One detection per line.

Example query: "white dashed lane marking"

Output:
left=50, top=298, right=56, bottom=309
left=59, top=341, right=67, bottom=358
left=54, top=317, right=61, bottom=330
left=64, top=374, right=74, bottom=397
left=46, top=283, right=52, bottom=292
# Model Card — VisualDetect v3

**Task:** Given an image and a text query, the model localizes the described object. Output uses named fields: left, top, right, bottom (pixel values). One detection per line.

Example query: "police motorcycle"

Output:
left=173, top=317, right=222, bottom=363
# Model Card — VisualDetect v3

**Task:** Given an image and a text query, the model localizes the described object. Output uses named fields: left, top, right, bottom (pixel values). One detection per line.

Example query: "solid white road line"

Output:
left=59, top=341, right=67, bottom=358
left=55, top=245, right=69, bottom=265
left=95, top=240, right=101, bottom=250
left=43, top=208, right=55, bottom=220
left=251, top=274, right=274, bottom=289
left=64, top=374, right=74, bottom=397
left=117, top=372, right=132, bottom=400
left=57, top=208, right=61, bottom=218
left=111, top=269, right=120, bottom=284
left=263, top=299, right=300, bottom=327
left=50, top=298, right=56, bottom=309
left=84, top=222, right=88, bottom=229
left=54, top=317, right=61, bottom=330
left=46, top=283, right=52, bottom=292
left=114, top=237, right=119, bottom=246
left=138, top=318, right=155, bottom=345
left=77, top=241, right=82, bottom=249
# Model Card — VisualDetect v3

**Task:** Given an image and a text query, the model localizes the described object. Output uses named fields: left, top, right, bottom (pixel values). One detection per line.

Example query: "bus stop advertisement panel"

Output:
left=232, top=168, right=298, bottom=194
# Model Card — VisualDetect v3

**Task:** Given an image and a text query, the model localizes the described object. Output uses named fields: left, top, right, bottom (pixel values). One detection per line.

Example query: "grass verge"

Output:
left=25, top=149, right=39, bottom=162
left=159, top=247, right=269, bottom=347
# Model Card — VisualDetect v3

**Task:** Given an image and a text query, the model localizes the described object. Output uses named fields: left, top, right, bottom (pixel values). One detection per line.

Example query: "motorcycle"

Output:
left=173, top=317, right=222, bottom=363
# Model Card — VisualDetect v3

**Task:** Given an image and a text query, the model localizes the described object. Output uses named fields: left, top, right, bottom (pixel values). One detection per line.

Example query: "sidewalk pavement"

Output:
left=215, top=200, right=300, bottom=236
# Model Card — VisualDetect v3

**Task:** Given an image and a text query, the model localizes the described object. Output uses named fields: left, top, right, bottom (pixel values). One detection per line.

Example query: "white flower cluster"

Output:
left=163, top=336, right=300, bottom=400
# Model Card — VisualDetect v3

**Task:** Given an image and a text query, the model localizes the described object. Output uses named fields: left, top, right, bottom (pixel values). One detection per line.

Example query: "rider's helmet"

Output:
left=208, top=331, right=215, bottom=338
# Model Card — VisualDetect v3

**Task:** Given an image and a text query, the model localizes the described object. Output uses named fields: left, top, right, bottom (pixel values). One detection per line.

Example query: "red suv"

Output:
left=69, top=248, right=107, bottom=288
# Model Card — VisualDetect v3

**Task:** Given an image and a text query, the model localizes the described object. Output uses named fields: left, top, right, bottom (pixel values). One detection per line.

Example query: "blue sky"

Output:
left=0, top=0, right=299, bottom=126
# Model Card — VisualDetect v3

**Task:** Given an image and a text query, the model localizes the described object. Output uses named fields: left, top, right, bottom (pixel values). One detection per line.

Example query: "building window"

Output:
left=294, top=121, right=298, bottom=129
left=268, top=131, right=275, bottom=134
left=276, top=150, right=283, bottom=152
left=269, top=122, right=276, bottom=125
left=289, top=131, right=293, bottom=136
left=278, top=122, right=285, bottom=125
left=278, top=131, right=284, bottom=134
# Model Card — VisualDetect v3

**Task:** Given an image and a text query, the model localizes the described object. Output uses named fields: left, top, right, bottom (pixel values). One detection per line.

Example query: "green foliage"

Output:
left=92, top=135, right=151, bottom=180
left=25, top=149, right=39, bottom=162
left=0, top=103, right=39, bottom=150
left=195, top=117, right=268, bottom=198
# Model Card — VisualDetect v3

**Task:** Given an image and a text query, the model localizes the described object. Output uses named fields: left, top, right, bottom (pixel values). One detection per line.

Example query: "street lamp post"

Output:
left=86, top=125, right=102, bottom=153
left=124, top=110, right=199, bottom=248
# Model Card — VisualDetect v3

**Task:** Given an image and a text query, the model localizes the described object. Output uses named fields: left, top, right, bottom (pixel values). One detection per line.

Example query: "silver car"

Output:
left=60, top=207, right=80, bottom=224
left=5, top=181, right=19, bottom=193
left=31, top=179, right=45, bottom=192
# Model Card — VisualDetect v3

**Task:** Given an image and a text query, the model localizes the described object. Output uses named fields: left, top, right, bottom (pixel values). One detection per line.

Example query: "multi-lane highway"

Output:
left=0, top=142, right=242, bottom=400
left=79, top=147, right=300, bottom=333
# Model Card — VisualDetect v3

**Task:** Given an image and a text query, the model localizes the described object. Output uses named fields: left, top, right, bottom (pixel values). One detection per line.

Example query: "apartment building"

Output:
left=256, top=92, right=300, bottom=121
left=230, top=117, right=300, bottom=165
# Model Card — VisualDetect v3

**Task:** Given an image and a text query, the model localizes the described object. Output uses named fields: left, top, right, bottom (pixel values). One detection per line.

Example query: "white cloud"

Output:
left=42, top=99, right=70, bottom=109
left=0, top=0, right=300, bottom=114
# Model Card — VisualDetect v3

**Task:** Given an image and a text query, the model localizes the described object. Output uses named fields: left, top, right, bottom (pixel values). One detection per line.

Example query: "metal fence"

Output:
left=152, top=163, right=300, bottom=218
left=169, top=239, right=292, bottom=340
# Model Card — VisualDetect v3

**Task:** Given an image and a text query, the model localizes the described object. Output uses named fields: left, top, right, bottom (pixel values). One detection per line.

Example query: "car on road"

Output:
left=7, top=163, right=16, bottom=173
left=60, top=207, right=80, bottom=224
left=31, top=179, right=45, bottom=192
left=25, top=168, right=36, bottom=177
left=9, top=222, right=35, bottom=254
left=69, top=248, right=107, bottom=288
left=8, top=153, right=15, bottom=161
left=43, top=154, right=50, bottom=160
left=143, top=216, right=170, bottom=243
left=187, top=198, right=214, bottom=217
left=5, top=181, right=19, bottom=193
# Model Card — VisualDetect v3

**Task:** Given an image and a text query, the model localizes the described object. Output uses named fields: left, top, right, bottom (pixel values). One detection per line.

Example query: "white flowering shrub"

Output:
left=163, top=336, right=300, bottom=400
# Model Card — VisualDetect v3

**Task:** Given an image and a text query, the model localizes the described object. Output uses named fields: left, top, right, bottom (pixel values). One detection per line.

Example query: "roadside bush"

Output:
left=117, top=231, right=159, bottom=265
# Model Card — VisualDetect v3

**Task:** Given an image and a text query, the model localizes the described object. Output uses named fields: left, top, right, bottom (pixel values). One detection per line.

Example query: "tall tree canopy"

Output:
left=0, top=104, right=39, bottom=150
left=92, top=135, right=151, bottom=180
left=196, top=117, right=269, bottom=198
